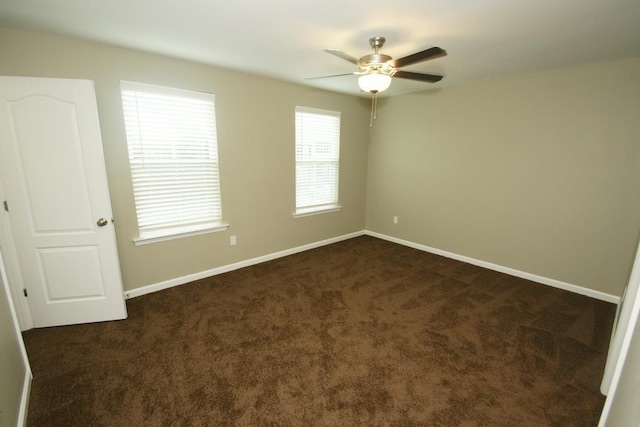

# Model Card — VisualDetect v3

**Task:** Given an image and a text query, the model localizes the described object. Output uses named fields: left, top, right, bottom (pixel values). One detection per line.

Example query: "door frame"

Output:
left=0, top=181, right=33, bottom=331
left=598, top=240, right=640, bottom=424
left=600, top=238, right=640, bottom=395
left=0, top=244, right=32, bottom=424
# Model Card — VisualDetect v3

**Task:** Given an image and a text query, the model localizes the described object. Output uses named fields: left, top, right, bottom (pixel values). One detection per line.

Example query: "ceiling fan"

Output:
left=312, top=36, right=447, bottom=126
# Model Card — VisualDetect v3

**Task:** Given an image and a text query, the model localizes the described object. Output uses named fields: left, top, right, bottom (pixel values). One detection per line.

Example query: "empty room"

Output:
left=1, top=1, right=640, bottom=426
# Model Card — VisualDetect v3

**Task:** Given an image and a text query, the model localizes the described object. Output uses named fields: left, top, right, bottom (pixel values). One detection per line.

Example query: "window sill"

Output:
left=293, top=205, right=342, bottom=218
left=133, top=223, right=229, bottom=246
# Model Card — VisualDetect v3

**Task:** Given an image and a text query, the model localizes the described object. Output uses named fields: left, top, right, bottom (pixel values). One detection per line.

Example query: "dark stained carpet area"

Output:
left=23, top=236, right=616, bottom=426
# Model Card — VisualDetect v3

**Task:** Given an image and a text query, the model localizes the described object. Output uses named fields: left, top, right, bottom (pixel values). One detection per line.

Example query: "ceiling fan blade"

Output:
left=324, top=49, right=359, bottom=65
left=390, top=47, right=447, bottom=68
left=393, top=70, right=444, bottom=83
left=306, top=72, right=357, bottom=80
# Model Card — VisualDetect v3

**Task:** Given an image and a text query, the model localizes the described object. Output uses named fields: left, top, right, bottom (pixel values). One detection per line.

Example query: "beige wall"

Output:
left=2, top=26, right=639, bottom=298
left=0, top=250, right=28, bottom=426
left=2, top=24, right=640, bottom=426
left=0, top=27, right=370, bottom=291
left=367, top=57, right=640, bottom=296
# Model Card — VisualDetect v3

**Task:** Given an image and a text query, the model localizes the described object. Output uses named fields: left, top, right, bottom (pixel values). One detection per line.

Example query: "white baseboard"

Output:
left=18, top=369, right=32, bottom=427
left=125, top=229, right=620, bottom=305
left=365, top=230, right=620, bottom=304
left=125, top=231, right=365, bottom=299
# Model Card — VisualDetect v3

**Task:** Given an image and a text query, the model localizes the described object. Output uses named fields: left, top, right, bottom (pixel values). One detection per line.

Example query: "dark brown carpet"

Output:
left=23, top=236, right=615, bottom=426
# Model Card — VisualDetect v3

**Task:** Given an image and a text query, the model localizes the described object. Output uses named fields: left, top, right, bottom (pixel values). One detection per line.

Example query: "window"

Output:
left=120, top=81, right=226, bottom=243
left=294, top=106, right=341, bottom=217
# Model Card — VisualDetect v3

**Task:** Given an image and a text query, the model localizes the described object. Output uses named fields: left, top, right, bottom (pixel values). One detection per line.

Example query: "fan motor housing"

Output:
left=358, top=53, right=393, bottom=67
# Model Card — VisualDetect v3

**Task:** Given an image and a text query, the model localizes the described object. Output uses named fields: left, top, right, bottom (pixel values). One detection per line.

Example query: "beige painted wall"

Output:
left=1, top=24, right=640, bottom=426
left=367, top=57, right=640, bottom=296
left=0, top=27, right=370, bottom=291
left=2, top=26, right=639, bottom=298
left=0, top=250, right=28, bottom=427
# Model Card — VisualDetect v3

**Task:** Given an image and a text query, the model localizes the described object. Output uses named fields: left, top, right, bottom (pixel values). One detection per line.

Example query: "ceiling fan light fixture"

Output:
left=318, top=36, right=446, bottom=127
left=358, top=73, right=392, bottom=93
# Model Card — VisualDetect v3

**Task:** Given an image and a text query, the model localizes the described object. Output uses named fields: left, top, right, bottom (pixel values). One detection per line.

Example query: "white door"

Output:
left=0, top=76, right=127, bottom=327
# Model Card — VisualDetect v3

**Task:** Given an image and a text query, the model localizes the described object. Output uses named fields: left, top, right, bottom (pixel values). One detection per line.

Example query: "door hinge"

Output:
left=23, top=288, right=28, bottom=297
left=3, top=200, right=8, bottom=212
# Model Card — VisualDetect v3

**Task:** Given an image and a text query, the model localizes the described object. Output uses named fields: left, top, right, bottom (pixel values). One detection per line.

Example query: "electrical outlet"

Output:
left=230, top=235, right=237, bottom=246
left=393, top=216, right=398, bottom=224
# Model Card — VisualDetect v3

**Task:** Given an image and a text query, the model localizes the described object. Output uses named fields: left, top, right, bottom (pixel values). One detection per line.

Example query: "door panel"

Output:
left=38, top=246, right=105, bottom=300
left=0, top=76, right=127, bottom=327
left=10, top=95, right=94, bottom=232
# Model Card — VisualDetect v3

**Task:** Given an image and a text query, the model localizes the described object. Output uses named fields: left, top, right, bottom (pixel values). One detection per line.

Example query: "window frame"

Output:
left=120, top=81, right=227, bottom=244
left=293, top=106, right=342, bottom=218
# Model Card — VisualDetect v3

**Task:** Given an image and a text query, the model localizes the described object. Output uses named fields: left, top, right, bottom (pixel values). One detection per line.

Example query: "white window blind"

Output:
left=295, top=107, right=341, bottom=215
left=120, top=81, right=224, bottom=241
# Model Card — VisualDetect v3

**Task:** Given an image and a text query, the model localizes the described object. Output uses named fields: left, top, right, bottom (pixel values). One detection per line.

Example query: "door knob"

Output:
left=96, top=218, right=108, bottom=227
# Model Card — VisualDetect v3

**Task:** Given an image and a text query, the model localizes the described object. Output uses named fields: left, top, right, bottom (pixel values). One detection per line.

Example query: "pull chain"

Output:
left=369, top=90, right=379, bottom=127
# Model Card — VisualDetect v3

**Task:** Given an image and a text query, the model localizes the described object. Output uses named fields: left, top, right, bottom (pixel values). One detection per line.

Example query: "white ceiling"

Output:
left=1, top=0, right=639, bottom=97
